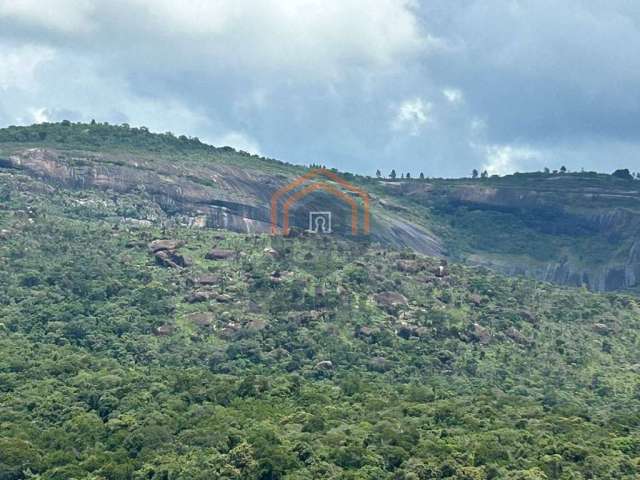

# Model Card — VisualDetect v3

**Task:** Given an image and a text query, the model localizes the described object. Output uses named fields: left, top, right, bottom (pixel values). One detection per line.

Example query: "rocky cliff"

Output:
left=2, top=122, right=639, bottom=293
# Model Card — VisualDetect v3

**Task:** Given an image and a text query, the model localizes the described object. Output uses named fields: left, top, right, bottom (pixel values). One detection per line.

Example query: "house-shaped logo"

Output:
left=270, top=168, right=370, bottom=236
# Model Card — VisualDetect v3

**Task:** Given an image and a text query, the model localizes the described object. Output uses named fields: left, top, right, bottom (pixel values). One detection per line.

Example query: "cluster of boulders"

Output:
left=148, top=239, right=191, bottom=268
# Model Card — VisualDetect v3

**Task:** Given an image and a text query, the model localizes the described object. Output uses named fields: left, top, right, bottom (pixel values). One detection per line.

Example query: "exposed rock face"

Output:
left=5, top=147, right=443, bottom=255
left=471, top=323, right=491, bottom=345
left=7, top=147, right=640, bottom=292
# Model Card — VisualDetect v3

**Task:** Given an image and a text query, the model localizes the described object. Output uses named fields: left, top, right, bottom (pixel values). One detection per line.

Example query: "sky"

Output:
left=0, top=0, right=639, bottom=177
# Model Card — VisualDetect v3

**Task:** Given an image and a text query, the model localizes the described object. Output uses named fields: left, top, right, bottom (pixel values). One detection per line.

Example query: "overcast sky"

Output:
left=1, top=0, right=639, bottom=177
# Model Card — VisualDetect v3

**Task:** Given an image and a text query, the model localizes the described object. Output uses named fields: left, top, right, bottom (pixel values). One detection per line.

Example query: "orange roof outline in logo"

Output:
left=270, top=168, right=370, bottom=235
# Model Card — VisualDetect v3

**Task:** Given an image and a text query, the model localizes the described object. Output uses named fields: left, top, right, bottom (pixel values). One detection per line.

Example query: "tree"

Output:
left=390, top=169, right=397, bottom=180
left=560, top=166, right=567, bottom=173
left=406, top=172, right=411, bottom=179
left=376, top=169, right=381, bottom=178
left=472, top=169, right=479, bottom=179
left=481, top=170, right=488, bottom=179
left=544, top=167, right=550, bottom=174
left=419, top=172, right=425, bottom=180
left=612, top=168, right=633, bottom=180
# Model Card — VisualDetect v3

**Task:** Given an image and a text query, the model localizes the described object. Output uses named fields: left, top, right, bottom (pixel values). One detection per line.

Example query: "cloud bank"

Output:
left=1, top=0, right=639, bottom=176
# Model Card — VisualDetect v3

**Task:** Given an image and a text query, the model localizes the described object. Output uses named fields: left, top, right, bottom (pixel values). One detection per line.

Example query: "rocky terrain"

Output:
left=2, top=122, right=640, bottom=479
left=1, top=122, right=639, bottom=293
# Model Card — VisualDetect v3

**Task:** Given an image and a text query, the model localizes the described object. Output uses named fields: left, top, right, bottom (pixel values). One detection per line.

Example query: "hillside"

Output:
left=1, top=122, right=640, bottom=478
left=1, top=122, right=639, bottom=293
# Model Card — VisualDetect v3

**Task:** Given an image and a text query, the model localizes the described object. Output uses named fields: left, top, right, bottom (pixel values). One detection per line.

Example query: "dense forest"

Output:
left=1, top=124, right=640, bottom=479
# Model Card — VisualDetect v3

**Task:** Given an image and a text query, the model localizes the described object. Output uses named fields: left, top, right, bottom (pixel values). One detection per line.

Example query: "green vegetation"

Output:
left=1, top=143, right=640, bottom=479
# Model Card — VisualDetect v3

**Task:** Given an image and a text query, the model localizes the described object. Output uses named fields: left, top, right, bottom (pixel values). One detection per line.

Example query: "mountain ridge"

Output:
left=1, top=121, right=639, bottom=293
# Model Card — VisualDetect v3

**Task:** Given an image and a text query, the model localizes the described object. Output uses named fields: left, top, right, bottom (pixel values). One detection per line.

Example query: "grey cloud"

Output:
left=0, top=0, right=638, bottom=177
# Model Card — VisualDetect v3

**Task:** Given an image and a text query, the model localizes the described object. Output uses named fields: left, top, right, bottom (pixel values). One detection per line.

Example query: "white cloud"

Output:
left=212, top=131, right=261, bottom=156
left=0, top=44, right=54, bottom=90
left=29, top=107, right=50, bottom=124
left=442, top=88, right=463, bottom=104
left=140, top=0, right=429, bottom=73
left=0, top=0, right=95, bottom=34
left=391, top=98, right=432, bottom=136
left=482, top=144, right=541, bottom=176
left=0, top=0, right=430, bottom=79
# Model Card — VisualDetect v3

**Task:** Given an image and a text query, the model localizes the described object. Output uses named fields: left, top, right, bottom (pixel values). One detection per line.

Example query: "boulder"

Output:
left=288, top=310, right=322, bottom=325
left=215, top=293, right=233, bottom=303
left=520, top=309, right=539, bottom=324
left=153, top=324, right=174, bottom=336
left=368, top=356, right=390, bottom=372
left=186, top=290, right=215, bottom=303
left=185, top=312, right=214, bottom=327
left=268, top=348, right=290, bottom=359
left=505, top=326, right=532, bottom=346
left=374, top=291, right=408, bottom=309
left=246, top=319, right=267, bottom=331
left=263, top=247, right=281, bottom=258
left=148, top=239, right=185, bottom=253
left=413, top=326, right=430, bottom=338
left=187, top=275, right=220, bottom=287
left=315, top=360, right=334, bottom=370
left=469, top=294, right=482, bottom=306
left=205, top=249, right=235, bottom=260
left=219, top=322, right=240, bottom=339
left=471, top=323, right=491, bottom=344
left=397, top=260, right=421, bottom=273
left=247, top=300, right=261, bottom=313
left=396, top=323, right=416, bottom=339
left=356, top=326, right=378, bottom=338
left=154, top=249, right=190, bottom=268
left=270, top=270, right=292, bottom=284
left=592, top=323, right=610, bottom=335
left=434, top=265, right=448, bottom=277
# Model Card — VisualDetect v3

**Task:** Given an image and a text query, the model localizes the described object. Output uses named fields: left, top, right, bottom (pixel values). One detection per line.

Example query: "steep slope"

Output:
left=0, top=123, right=442, bottom=257
left=385, top=175, right=640, bottom=292
left=1, top=123, right=640, bottom=479
left=0, top=170, right=639, bottom=479
left=1, top=121, right=640, bottom=294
